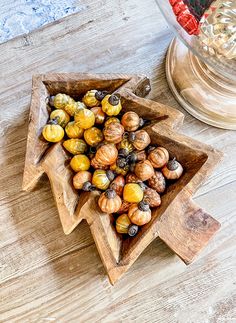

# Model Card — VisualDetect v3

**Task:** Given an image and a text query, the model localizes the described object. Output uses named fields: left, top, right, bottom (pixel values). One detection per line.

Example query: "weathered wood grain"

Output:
left=0, top=0, right=235, bottom=321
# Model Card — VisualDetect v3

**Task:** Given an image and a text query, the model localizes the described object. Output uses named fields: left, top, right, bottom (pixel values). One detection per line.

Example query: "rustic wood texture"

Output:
left=0, top=0, right=235, bottom=321
left=22, top=73, right=221, bottom=284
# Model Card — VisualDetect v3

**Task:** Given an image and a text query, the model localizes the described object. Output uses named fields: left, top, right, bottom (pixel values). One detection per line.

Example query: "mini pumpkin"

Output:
left=148, top=147, right=169, bottom=168
left=116, top=214, right=131, bottom=234
left=128, top=202, right=152, bottom=226
left=53, top=93, right=70, bottom=109
left=121, top=111, right=144, bottom=132
left=65, top=100, right=85, bottom=116
left=84, top=127, right=104, bottom=147
left=134, top=160, right=154, bottom=181
left=95, top=144, right=118, bottom=166
left=103, top=122, right=124, bottom=144
left=148, top=171, right=166, bottom=194
left=65, top=121, right=84, bottom=139
left=143, top=187, right=161, bottom=208
left=102, top=94, right=122, bottom=116
left=90, top=106, right=106, bottom=125
left=63, top=139, right=87, bottom=155
left=92, top=169, right=115, bottom=190
left=70, top=155, right=90, bottom=172
left=162, top=158, right=183, bottom=180
left=82, top=90, right=108, bottom=107
left=42, top=120, right=64, bottom=143
left=50, top=109, right=70, bottom=128
left=129, top=130, right=151, bottom=150
left=73, top=171, right=92, bottom=189
left=98, top=189, right=122, bottom=213
left=74, top=108, right=95, bottom=129
left=104, top=117, right=120, bottom=127
left=123, top=183, right=144, bottom=203
left=110, top=175, right=125, bottom=196
left=90, top=157, right=109, bottom=170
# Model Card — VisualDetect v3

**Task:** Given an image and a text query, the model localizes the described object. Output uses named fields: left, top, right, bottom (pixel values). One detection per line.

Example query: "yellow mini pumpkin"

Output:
left=65, top=100, right=86, bottom=116
left=104, top=117, right=120, bottom=127
left=84, top=127, right=104, bottom=147
left=65, top=121, right=84, bottom=139
left=74, top=108, right=95, bottom=129
left=53, top=93, right=70, bottom=109
left=63, top=139, right=87, bottom=155
left=70, top=155, right=90, bottom=172
left=92, top=169, right=115, bottom=190
left=42, top=121, right=64, bottom=142
left=98, top=189, right=122, bottom=213
left=116, top=214, right=131, bottom=234
left=102, top=94, right=122, bottom=116
left=123, top=183, right=144, bottom=203
left=82, top=90, right=108, bottom=107
left=50, top=109, right=70, bottom=128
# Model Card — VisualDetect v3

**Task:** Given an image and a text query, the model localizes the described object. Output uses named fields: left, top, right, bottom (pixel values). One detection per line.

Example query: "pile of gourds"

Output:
left=42, top=90, right=183, bottom=237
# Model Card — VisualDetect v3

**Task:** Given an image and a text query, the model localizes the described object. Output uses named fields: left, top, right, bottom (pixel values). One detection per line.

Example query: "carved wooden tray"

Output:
left=22, top=73, right=222, bottom=284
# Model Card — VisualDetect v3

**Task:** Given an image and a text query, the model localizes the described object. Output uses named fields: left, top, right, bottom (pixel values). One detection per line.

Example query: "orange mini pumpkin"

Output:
left=98, top=189, right=122, bottom=213
left=128, top=202, right=152, bottom=226
left=148, top=147, right=169, bottom=168
left=103, top=122, right=124, bottom=144
left=121, top=111, right=143, bottom=132
left=73, top=171, right=92, bottom=190
left=95, top=144, right=118, bottom=166
left=129, top=130, right=151, bottom=150
left=134, top=160, right=154, bottom=181
left=90, top=157, right=109, bottom=170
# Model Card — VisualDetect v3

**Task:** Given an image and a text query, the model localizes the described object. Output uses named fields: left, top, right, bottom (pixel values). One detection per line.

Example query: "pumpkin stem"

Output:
left=108, top=94, right=120, bottom=106
left=82, top=182, right=96, bottom=192
left=138, top=201, right=150, bottom=212
left=129, top=132, right=136, bottom=142
left=138, top=182, right=147, bottom=191
left=48, top=118, right=59, bottom=125
left=95, top=90, right=109, bottom=101
left=147, top=145, right=156, bottom=154
left=106, top=170, right=115, bottom=182
left=105, top=188, right=116, bottom=199
left=139, top=118, right=144, bottom=128
left=167, top=157, right=178, bottom=171
left=128, top=224, right=139, bottom=237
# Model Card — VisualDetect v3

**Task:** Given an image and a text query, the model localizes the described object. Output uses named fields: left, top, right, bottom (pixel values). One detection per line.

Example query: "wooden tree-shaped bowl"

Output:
left=22, top=73, right=223, bottom=284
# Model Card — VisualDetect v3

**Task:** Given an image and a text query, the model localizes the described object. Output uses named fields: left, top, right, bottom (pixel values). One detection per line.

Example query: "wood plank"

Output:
left=0, top=0, right=235, bottom=320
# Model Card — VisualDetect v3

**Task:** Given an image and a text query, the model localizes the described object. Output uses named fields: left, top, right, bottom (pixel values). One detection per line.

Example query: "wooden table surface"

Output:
left=0, top=0, right=235, bottom=322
